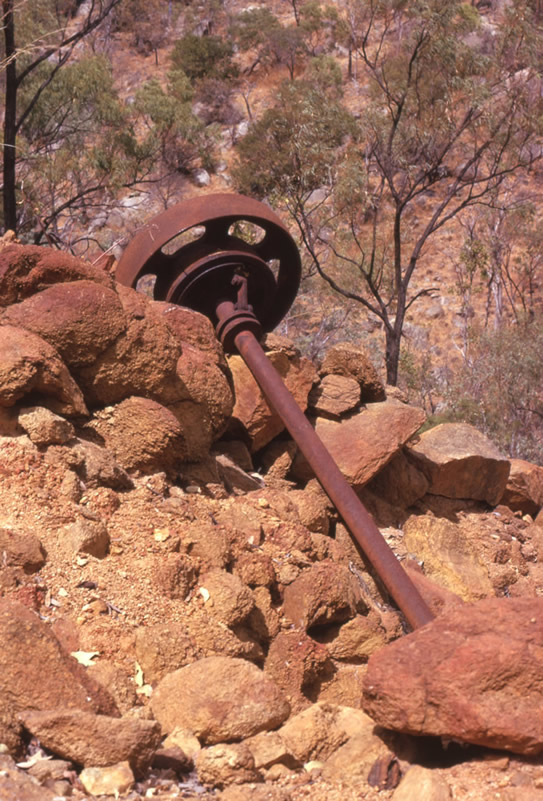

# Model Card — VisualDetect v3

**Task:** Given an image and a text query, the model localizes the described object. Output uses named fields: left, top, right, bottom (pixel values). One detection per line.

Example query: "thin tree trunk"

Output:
left=3, top=0, right=18, bottom=232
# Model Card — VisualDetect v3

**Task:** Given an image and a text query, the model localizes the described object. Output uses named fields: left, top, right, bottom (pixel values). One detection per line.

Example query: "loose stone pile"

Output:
left=0, top=241, right=542, bottom=800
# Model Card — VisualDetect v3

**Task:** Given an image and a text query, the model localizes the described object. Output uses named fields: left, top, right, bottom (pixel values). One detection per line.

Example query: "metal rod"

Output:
left=233, top=328, right=434, bottom=630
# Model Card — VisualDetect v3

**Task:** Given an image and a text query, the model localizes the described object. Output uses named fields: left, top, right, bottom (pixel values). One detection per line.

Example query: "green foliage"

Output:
left=230, top=7, right=281, bottom=53
left=171, top=34, right=237, bottom=83
left=444, top=320, right=543, bottom=462
left=233, top=78, right=354, bottom=200
left=134, top=75, right=204, bottom=170
left=21, top=55, right=123, bottom=146
left=304, top=55, right=343, bottom=98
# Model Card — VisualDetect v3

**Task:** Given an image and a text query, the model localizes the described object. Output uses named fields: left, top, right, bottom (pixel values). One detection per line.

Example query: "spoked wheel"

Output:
left=115, top=193, right=301, bottom=334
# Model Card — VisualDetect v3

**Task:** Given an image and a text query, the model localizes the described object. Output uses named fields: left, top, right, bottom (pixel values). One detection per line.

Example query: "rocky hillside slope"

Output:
left=0, top=239, right=543, bottom=800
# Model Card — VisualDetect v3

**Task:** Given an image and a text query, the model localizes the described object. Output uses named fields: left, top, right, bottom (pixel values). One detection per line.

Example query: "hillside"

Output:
left=3, top=0, right=542, bottom=463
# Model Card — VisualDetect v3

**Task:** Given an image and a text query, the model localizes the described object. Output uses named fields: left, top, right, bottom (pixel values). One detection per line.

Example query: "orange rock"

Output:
left=363, top=597, right=543, bottom=755
left=499, top=458, right=543, bottom=517
left=292, top=400, right=426, bottom=486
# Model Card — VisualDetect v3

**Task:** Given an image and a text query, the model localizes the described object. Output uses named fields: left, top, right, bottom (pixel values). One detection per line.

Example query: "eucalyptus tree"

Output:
left=235, top=0, right=543, bottom=384
left=2, top=0, right=123, bottom=234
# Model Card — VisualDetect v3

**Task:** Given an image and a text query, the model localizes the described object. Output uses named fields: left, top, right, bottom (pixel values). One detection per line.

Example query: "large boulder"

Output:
left=363, top=597, right=543, bottom=755
left=19, top=710, right=161, bottom=775
left=406, top=423, right=510, bottom=505
left=88, top=396, right=192, bottom=470
left=1, top=281, right=127, bottom=368
left=0, top=244, right=112, bottom=307
left=150, top=656, right=290, bottom=742
left=0, top=324, right=87, bottom=416
left=293, top=400, right=426, bottom=486
left=402, top=514, right=494, bottom=601
left=0, top=601, right=117, bottom=752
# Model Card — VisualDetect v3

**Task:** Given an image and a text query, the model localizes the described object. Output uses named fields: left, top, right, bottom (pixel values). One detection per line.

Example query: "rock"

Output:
left=1, top=280, right=127, bottom=367
left=71, top=438, right=132, bottom=489
left=79, top=761, right=134, bottom=796
left=77, top=288, right=181, bottom=406
left=367, top=449, right=430, bottom=508
left=292, top=401, right=426, bottom=486
left=316, top=663, right=368, bottom=708
left=66, top=517, right=110, bottom=558
left=87, top=660, right=138, bottom=714
left=0, top=600, right=117, bottom=752
left=0, top=756, right=58, bottom=800
left=18, top=406, right=74, bottom=445
left=174, top=343, right=234, bottom=438
left=163, top=727, right=202, bottom=758
left=406, top=423, right=510, bottom=505
left=245, top=730, right=291, bottom=770
left=151, top=656, right=290, bottom=742
left=0, top=244, right=113, bottom=307
left=391, top=765, right=451, bottom=801
left=0, top=324, right=87, bottom=416
left=259, top=440, right=296, bottom=479
left=219, top=786, right=291, bottom=801
left=19, top=709, right=161, bottom=774
left=195, top=742, right=260, bottom=787
left=154, top=302, right=225, bottom=366
left=135, top=623, right=196, bottom=684
left=309, top=374, right=360, bottom=418
left=321, top=723, right=393, bottom=785
left=181, top=521, right=231, bottom=571
left=153, top=553, right=198, bottom=599
left=402, top=561, right=465, bottom=616
left=215, top=453, right=263, bottom=493
left=232, top=550, right=276, bottom=588
left=264, top=630, right=330, bottom=714
left=89, top=397, right=189, bottom=471
left=278, top=703, right=348, bottom=763
left=282, top=561, right=362, bottom=630
left=152, top=745, right=192, bottom=773
left=198, top=570, right=255, bottom=626
left=320, top=343, right=386, bottom=402
left=0, top=527, right=46, bottom=573
left=402, top=514, right=494, bottom=601
left=78, top=290, right=234, bottom=449
left=27, top=757, right=73, bottom=783
left=500, top=459, right=543, bottom=517
left=316, top=613, right=388, bottom=662
left=288, top=488, right=330, bottom=535
left=362, top=597, right=543, bottom=755
left=229, top=350, right=317, bottom=452
left=193, top=168, right=211, bottom=187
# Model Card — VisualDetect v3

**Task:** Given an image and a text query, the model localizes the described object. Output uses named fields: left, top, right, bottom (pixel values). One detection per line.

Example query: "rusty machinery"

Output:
left=117, top=193, right=434, bottom=631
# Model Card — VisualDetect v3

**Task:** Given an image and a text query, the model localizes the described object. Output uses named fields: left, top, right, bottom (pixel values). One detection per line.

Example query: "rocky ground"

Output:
left=1, top=239, right=543, bottom=800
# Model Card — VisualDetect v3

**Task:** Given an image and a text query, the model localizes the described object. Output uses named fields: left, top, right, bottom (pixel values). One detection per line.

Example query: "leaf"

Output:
left=71, top=650, right=100, bottom=667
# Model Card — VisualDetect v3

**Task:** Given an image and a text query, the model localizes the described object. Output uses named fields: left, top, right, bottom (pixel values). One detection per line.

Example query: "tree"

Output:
left=235, top=0, right=543, bottom=384
left=233, top=76, right=354, bottom=264
left=170, top=33, right=237, bottom=83
left=17, top=53, right=147, bottom=248
left=2, top=0, right=123, bottom=234
left=445, top=320, right=543, bottom=462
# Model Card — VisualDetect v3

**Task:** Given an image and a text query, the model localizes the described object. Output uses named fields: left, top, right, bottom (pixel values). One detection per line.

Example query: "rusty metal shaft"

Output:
left=232, top=328, right=434, bottom=631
